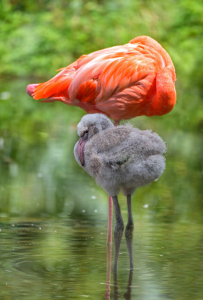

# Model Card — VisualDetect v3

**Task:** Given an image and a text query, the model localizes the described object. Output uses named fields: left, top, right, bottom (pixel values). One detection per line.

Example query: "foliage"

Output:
left=0, top=0, right=203, bottom=221
left=0, top=3, right=203, bottom=299
left=1, top=0, right=203, bottom=131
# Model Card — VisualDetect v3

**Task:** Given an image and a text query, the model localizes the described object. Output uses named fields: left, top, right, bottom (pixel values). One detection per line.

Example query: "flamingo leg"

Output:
left=106, top=196, right=113, bottom=244
left=104, top=242, right=112, bottom=300
left=113, top=120, right=120, bottom=126
left=125, top=195, right=134, bottom=270
left=112, top=196, right=124, bottom=271
left=106, top=120, right=120, bottom=245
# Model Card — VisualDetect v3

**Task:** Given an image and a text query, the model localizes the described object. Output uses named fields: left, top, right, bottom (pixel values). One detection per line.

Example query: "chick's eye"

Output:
left=81, top=130, right=88, bottom=141
left=82, top=130, right=88, bottom=136
left=81, top=130, right=87, bottom=136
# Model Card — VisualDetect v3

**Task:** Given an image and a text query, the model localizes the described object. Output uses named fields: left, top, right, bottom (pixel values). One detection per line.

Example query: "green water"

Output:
left=1, top=217, right=203, bottom=299
left=0, top=79, right=203, bottom=299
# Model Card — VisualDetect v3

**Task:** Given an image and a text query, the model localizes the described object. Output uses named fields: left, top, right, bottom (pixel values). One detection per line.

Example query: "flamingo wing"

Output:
left=26, top=36, right=176, bottom=121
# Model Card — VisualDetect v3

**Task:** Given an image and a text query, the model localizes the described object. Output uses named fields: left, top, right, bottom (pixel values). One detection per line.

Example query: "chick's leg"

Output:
left=112, top=196, right=124, bottom=271
left=125, top=195, right=134, bottom=270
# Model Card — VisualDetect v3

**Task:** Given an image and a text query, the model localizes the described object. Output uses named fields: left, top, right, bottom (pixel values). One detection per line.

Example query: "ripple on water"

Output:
left=1, top=217, right=203, bottom=299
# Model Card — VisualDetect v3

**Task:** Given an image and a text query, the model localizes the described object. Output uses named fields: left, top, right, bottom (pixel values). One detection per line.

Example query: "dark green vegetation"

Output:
left=0, top=0, right=202, bottom=219
left=0, top=1, right=203, bottom=298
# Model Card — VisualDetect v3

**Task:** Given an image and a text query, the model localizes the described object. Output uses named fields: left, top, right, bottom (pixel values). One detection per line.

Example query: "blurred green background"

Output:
left=1, top=1, right=203, bottom=299
left=0, top=0, right=203, bottom=221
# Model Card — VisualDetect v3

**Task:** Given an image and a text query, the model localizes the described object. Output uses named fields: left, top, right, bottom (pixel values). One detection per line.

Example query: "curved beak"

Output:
left=77, top=132, right=88, bottom=166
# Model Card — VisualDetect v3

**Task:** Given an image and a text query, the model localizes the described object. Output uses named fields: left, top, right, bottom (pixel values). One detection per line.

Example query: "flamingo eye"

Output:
left=81, top=130, right=88, bottom=136
left=81, top=130, right=88, bottom=141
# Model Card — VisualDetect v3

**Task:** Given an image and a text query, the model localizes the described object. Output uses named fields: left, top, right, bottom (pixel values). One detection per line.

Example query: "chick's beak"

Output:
left=77, top=132, right=88, bottom=166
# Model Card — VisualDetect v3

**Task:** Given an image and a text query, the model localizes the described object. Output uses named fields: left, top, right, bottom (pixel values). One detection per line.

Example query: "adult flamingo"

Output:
left=26, top=35, right=176, bottom=243
left=26, top=35, right=176, bottom=125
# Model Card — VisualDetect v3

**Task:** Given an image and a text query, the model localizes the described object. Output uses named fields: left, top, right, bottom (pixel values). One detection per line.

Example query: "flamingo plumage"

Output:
left=26, top=35, right=176, bottom=124
left=26, top=35, right=176, bottom=245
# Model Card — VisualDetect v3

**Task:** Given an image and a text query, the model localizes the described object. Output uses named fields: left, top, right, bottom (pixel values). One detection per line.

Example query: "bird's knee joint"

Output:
left=115, top=222, right=124, bottom=233
left=125, top=223, right=134, bottom=238
left=126, top=222, right=134, bottom=231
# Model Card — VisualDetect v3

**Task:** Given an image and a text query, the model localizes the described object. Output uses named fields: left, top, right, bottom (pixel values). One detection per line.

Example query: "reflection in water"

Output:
left=105, top=244, right=112, bottom=300
left=1, top=217, right=203, bottom=299
left=112, top=269, right=134, bottom=300
left=123, top=270, right=133, bottom=300
left=105, top=215, right=134, bottom=299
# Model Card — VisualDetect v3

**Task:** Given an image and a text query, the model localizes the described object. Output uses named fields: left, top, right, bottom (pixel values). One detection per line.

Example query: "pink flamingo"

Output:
left=26, top=35, right=175, bottom=243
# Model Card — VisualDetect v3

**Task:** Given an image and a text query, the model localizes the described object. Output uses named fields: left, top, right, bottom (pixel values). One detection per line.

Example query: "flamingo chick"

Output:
left=74, top=114, right=166, bottom=257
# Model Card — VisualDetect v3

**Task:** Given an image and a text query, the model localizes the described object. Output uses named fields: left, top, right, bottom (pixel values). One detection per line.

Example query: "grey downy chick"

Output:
left=74, top=113, right=166, bottom=268
left=74, top=113, right=166, bottom=197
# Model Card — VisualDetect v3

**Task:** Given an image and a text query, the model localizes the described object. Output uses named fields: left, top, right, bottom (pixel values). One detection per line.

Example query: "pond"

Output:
left=0, top=79, right=203, bottom=299
left=1, top=216, right=203, bottom=299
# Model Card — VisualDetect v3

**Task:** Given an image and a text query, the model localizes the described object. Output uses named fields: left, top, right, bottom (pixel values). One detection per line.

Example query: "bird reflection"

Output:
left=105, top=244, right=112, bottom=300
left=113, top=269, right=134, bottom=300
left=123, top=270, right=134, bottom=300
left=105, top=224, right=134, bottom=300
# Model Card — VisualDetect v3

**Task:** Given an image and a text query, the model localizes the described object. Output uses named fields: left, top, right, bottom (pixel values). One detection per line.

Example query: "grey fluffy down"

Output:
left=74, top=113, right=166, bottom=197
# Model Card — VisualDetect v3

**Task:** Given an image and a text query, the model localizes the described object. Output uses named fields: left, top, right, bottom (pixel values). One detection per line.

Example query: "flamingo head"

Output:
left=26, top=84, right=39, bottom=97
left=74, top=114, right=113, bottom=167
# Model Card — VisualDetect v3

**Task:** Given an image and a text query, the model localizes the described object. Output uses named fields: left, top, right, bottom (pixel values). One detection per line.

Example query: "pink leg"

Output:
left=106, top=196, right=113, bottom=244
left=104, top=243, right=112, bottom=299
left=106, top=121, right=119, bottom=245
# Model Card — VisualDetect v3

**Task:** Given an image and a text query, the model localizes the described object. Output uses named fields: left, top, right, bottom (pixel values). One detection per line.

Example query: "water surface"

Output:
left=1, top=215, right=203, bottom=299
